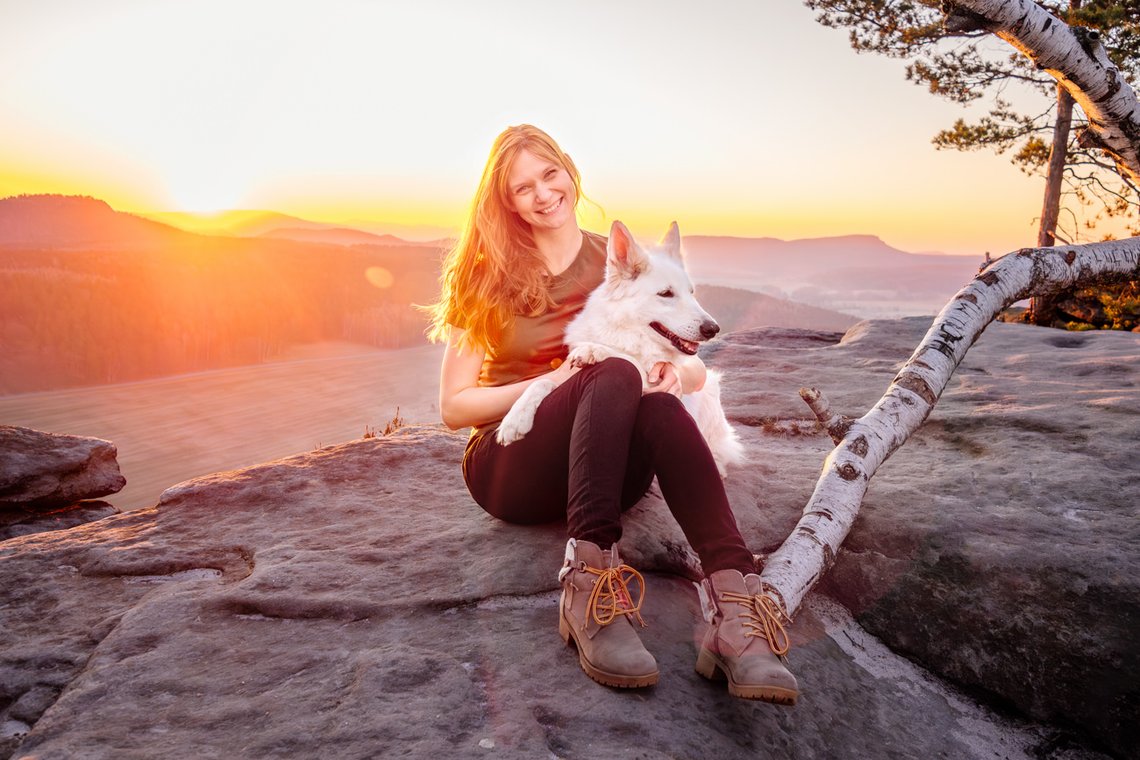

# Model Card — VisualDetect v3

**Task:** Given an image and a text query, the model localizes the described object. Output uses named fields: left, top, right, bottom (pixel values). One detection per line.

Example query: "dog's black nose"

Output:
left=700, top=320, right=720, bottom=339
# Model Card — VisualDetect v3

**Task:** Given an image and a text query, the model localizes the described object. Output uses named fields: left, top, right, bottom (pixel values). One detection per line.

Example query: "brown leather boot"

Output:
left=694, top=568, right=798, bottom=704
left=558, top=538, right=659, bottom=688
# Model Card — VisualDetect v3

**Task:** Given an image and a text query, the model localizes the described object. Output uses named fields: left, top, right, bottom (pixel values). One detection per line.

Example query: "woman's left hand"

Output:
left=645, top=361, right=683, bottom=398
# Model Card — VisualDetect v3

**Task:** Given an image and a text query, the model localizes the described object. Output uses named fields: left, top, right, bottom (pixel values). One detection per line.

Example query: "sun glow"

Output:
left=164, top=173, right=251, bottom=216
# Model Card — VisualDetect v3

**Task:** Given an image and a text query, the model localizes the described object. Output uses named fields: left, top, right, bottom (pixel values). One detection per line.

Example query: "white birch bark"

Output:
left=758, top=239, right=1140, bottom=619
left=946, top=0, right=1140, bottom=184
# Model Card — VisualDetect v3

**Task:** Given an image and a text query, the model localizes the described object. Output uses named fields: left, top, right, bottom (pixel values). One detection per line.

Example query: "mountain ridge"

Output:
left=0, top=194, right=195, bottom=249
left=140, top=208, right=347, bottom=238
left=255, top=226, right=426, bottom=247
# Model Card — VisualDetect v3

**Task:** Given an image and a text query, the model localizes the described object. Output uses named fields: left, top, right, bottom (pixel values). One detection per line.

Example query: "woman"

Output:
left=427, top=124, right=797, bottom=704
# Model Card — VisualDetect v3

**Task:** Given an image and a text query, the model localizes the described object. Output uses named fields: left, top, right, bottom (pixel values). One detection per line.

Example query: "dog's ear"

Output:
left=607, top=220, right=649, bottom=281
left=657, top=221, right=683, bottom=264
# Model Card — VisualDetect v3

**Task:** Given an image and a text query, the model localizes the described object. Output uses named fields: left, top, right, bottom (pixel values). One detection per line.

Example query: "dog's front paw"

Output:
left=495, top=409, right=532, bottom=446
left=568, top=343, right=615, bottom=368
left=495, top=379, right=555, bottom=445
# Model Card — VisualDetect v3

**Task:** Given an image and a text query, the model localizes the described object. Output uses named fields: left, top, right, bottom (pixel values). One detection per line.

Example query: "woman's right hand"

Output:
left=644, top=361, right=683, bottom=398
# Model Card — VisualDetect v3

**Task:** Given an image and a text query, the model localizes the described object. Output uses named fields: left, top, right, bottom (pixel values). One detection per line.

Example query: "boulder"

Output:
left=1, top=318, right=1136, bottom=758
left=0, top=426, right=126, bottom=511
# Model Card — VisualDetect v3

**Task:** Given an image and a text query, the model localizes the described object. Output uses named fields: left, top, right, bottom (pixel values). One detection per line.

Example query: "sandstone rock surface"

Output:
left=0, top=500, right=119, bottom=541
left=707, top=318, right=1140, bottom=757
left=1, top=319, right=1136, bottom=758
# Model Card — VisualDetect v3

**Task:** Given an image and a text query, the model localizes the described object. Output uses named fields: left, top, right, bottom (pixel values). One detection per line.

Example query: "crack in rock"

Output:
left=120, top=568, right=223, bottom=585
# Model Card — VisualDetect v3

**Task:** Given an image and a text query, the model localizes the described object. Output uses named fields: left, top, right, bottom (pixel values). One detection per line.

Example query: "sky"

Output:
left=0, top=0, right=1083, bottom=255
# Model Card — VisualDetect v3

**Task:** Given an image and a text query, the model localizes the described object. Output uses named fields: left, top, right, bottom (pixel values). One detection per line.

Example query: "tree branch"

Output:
left=798, top=387, right=854, bottom=444
left=758, top=238, right=1140, bottom=619
left=946, top=0, right=1140, bottom=185
left=944, top=6, right=992, bottom=35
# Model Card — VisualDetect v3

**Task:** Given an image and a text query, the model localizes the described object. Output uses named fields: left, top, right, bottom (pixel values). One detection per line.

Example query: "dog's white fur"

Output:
left=495, top=220, right=744, bottom=477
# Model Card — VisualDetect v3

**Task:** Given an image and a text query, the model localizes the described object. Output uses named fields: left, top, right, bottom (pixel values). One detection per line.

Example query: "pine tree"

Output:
left=808, top=0, right=1140, bottom=328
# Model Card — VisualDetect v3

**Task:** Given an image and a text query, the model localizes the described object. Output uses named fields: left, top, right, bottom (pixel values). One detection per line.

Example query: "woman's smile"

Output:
left=537, top=197, right=563, bottom=215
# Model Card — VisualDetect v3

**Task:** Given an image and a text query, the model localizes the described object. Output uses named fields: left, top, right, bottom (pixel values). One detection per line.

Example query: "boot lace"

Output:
left=584, top=564, right=647, bottom=628
left=718, top=591, right=790, bottom=656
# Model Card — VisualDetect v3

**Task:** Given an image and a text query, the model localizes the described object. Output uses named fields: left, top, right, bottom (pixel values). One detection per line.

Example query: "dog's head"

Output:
left=605, top=220, right=719, bottom=355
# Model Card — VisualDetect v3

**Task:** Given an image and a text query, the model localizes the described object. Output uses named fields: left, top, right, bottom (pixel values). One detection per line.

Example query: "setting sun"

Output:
left=163, top=168, right=252, bottom=215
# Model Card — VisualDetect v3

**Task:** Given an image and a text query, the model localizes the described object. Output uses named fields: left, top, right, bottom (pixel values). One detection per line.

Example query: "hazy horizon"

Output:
left=0, top=191, right=993, bottom=256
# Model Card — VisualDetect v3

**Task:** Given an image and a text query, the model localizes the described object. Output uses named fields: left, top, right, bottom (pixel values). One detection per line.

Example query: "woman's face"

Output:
left=505, top=148, right=576, bottom=232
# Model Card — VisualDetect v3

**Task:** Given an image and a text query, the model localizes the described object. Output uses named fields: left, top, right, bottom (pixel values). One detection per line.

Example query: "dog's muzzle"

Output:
left=650, top=321, right=718, bottom=355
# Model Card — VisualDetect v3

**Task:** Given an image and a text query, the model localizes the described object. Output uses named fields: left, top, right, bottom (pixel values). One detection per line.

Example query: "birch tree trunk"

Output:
left=945, top=0, right=1140, bottom=184
left=758, top=239, right=1140, bottom=620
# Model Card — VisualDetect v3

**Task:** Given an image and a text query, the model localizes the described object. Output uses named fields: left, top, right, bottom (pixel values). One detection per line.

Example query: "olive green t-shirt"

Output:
left=477, top=230, right=606, bottom=427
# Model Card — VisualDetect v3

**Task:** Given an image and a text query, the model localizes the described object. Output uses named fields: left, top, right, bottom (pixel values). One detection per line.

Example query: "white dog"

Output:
left=495, top=220, right=744, bottom=477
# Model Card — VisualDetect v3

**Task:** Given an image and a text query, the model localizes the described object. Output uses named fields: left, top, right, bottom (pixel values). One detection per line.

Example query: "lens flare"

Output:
left=365, top=266, right=394, bottom=289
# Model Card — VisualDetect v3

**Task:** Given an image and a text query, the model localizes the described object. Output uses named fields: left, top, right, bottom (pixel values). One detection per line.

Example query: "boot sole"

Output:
left=695, top=647, right=798, bottom=705
left=560, top=613, right=659, bottom=689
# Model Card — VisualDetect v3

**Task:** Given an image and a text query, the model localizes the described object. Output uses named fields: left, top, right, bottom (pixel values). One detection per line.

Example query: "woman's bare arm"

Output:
left=646, top=355, right=707, bottom=396
left=439, top=328, right=579, bottom=430
left=677, top=354, right=707, bottom=393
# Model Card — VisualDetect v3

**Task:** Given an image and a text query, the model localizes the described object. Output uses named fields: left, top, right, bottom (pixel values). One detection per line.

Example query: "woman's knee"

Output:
left=587, top=357, right=642, bottom=397
left=638, top=391, right=687, bottom=416
left=635, top=392, right=693, bottom=437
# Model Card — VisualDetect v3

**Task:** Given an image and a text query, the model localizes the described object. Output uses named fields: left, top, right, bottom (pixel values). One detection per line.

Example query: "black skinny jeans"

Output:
left=463, top=357, right=755, bottom=576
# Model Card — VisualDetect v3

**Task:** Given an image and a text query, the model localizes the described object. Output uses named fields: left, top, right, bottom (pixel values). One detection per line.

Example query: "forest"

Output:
left=0, top=236, right=441, bottom=393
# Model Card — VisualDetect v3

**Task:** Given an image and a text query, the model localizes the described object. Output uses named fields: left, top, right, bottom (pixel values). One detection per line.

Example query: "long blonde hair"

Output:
left=426, top=124, right=583, bottom=352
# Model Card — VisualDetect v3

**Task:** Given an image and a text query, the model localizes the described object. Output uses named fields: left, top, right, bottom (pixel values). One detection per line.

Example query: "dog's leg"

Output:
left=567, top=344, right=650, bottom=385
left=566, top=342, right=619, bottom=368
left=496, top=379, right=557, bottom=445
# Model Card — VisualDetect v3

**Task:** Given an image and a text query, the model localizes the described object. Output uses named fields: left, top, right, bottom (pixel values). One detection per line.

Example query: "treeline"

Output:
left=0, top=237, right=442, bottom=393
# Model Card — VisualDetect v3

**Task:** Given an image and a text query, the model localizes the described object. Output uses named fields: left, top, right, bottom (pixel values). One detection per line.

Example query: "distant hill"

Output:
left=141, top=209, right=452, bottom=245
left=0, top=194, right=427, bottom=250
left=256, top=227, right=419, bottom=246
left=139, top=209, right=334, bottom=238
left=686, top=233, right=919, bottom=270
left=0, top=195, right=193, bottom=249
left=695, top=284, right=858, bottom=333
left=683, top=234, right=988, bottom=318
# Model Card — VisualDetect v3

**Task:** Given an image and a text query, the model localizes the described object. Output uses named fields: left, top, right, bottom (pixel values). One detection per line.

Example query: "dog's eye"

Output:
left=657, top=288, right=674, bottom=298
